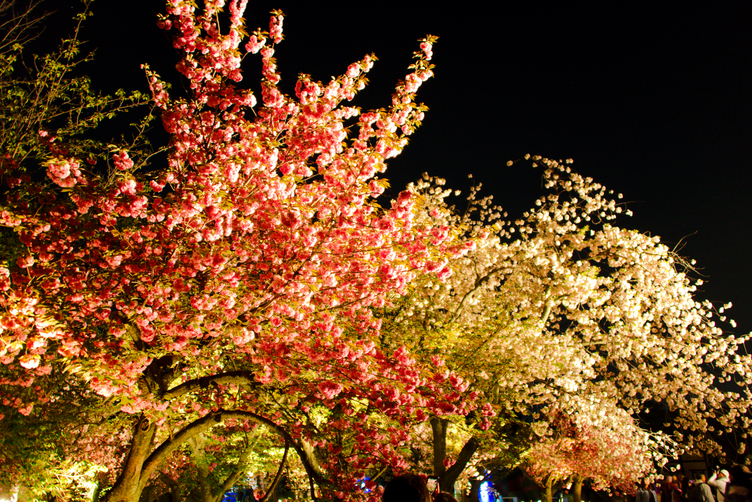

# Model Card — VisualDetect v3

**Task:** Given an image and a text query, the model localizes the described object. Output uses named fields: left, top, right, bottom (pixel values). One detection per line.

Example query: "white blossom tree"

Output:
left=378, top=156, right=752, bottom=494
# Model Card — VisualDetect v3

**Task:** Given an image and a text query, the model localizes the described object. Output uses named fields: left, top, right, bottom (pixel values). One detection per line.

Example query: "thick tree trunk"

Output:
left=429, top=416, right=479, bottom=495
left=430, top=417, right=449, bottom=479
left=572, top=476, right=583, bottom=502
left=104, top=416, right=157, bottom=502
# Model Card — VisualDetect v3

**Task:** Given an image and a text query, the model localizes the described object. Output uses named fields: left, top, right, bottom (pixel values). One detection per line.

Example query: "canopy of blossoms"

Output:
left=0, top=1, right=479, bottom=500
left=380, top=157, right=752, bottom=487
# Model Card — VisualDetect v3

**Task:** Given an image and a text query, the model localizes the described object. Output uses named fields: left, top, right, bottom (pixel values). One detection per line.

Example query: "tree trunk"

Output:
left=545, top=475, right=554, bottom=502
left=429, top=416, right=479, bottom=495
left=442, top=437, right=479, bottom=494
left=469, top=479, right=482, bottom=502
left=431, top=417, right=449, bottom=479
left=572, top=476, right=583, bottom=502
left=104, top=416, right=157, bottom=502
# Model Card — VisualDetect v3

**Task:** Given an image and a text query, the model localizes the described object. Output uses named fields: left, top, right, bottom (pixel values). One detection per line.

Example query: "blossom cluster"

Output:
left=383, top=157, right=752, bottom=487
left=0, top=2, right=476, bottom=500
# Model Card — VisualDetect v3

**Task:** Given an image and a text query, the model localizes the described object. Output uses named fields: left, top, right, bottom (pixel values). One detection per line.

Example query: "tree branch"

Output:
left=0, top=0, right=51, bottom=53
left=258, top=438, right=289, bottom=502
left=448, top=265, right=507, bottom=325
left=139, top=410, right=327, bottom=494
left=441, top=436, right=480, bottom=492
left=162, top=371, right=257, bottom=400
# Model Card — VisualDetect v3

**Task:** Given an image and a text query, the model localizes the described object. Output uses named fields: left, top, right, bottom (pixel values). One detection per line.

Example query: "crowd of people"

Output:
left=381, top=474, right=456, bottom=502
left=380, top=463, right=752, bottom=502
left=637, top=466, right=751, bottom=502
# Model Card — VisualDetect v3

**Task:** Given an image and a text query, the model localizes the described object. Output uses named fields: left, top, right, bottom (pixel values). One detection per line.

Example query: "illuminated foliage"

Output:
left=382, top=157, right=752, bottom=491
left=0, top=1, right=473, bottom=501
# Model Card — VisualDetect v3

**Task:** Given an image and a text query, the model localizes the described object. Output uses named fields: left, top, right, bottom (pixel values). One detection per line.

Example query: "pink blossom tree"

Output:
left=0, top=369, right=127, bottom=501
left=0, top=1, right=477, bottom=501
left=522, top=397, right=661, bottom=502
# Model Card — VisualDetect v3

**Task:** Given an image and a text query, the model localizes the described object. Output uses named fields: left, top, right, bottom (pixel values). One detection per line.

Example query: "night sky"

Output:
left=42, top=1, right=752, bottom=336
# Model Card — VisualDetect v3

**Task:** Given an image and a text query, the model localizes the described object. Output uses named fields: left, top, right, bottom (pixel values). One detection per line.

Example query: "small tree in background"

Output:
left=522, top=396, right=663, bottom=502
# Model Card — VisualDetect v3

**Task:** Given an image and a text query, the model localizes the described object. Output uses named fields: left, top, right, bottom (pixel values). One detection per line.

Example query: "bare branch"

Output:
left=0, top=0, right=52, bottom=54
left=258, top=438, right=289, bottom=502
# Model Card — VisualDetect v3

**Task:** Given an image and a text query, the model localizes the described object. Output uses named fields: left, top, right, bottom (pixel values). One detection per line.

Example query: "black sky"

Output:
left=48, top=0, right=752, bottom=336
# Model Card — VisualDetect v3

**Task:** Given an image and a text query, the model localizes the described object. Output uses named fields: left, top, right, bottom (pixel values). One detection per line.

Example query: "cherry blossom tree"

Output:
left=139, top=425, right=286, bottom=502
left=0, top=1, right=148, bottom=497
left=0, top=372, right=111, bottom=501
left=522, top=396, right=662, bottom=502
left=0, top=1, right=478, bottom=501
left=380, top=157, right=752, bottom=493
left=4, top=0, right=749, bottom=499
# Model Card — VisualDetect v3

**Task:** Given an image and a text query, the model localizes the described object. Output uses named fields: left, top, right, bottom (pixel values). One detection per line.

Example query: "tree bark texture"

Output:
left=573, top=475, right=583, bottom=502
left=430, top=417, right=449, bottom=479
left=430, top=416, right=479, bottom=495
left=545, top=475, right=554, bottom=502
left=103, top=409, right=321, bottom=502
left=103, top=416, right=157, bottom=502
